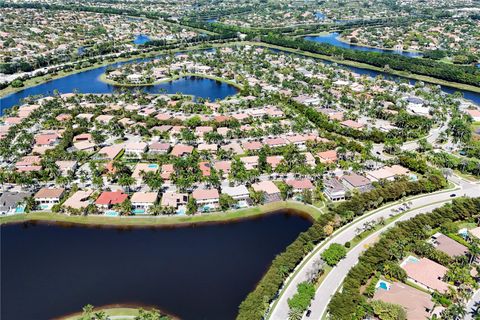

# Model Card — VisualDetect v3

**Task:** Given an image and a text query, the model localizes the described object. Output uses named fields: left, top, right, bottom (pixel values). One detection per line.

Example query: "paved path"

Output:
left=268, top=176, right=479, bottom=320
left=465, top=289, right=480, bottom=320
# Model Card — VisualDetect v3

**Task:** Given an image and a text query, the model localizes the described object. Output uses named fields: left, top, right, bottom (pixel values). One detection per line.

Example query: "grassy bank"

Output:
left=0, top=201, right=323, bottom=227
left=61, top=307, right=140, bottom=320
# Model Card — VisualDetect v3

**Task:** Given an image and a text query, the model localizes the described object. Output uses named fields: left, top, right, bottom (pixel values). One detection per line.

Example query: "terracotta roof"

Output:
left=170, top=144, right=193, bottom=157
left=192, top=188, right=219, bottom=200
left=373, top=281, right=434, bottom=320
left=401, top=257, right=449, bottom=293
left=286, top=179, right=314, bottom=190
left=95, top=191, right=128, bottom=205
left=131, top=192, right=158, bottom=203
left=34, top=188, right=65, bottom=199
left=252, top=181, right=280, bottom=195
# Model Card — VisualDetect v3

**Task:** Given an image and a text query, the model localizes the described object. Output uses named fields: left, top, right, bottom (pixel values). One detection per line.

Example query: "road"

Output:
left=465, top=289, right=480, bottom=320
left=268, top=175, right=479, bottom=320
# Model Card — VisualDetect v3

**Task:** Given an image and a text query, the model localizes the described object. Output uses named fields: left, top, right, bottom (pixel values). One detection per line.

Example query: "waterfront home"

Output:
left=429, top=233, right=468, bottom=258
left=161, top=191, right=188, bottom=209
left=286, top=179, right=314, bottom=193
left=95, top=191, right=128, bottom=212
left=63, top=190, right=92, bottom=213
left=341, top=173, right=373, bottom=193
left=34, top=187, right=65, bottom=210
left=192, top=188, right=220, bottom=210
left=323, top=178, right=346, bottom=201
left=0, top=191, right=31, bottom=215
left=124, top=142, right=147, bottom=158
left=131, top=192, right=158, bottom=214
left=221, top=185, right=250, bottom=201
left=373, top=281, right=435, bottom=320
left=400, top=256, right=449, bottom=293
left=317, top=150, right=338, bottom=164
left=252, top=181, right=281, bottom=203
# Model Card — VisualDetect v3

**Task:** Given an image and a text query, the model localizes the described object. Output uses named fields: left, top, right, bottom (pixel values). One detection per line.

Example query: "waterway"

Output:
left=305, top=32, right=423, bottom=58
left=133, top=34, right=151, bottom=45
left=0, top=54, right=238, bottom=114
left=1, top=45, right=479, bottom=115
left=0, top=212, right=311, bottom=320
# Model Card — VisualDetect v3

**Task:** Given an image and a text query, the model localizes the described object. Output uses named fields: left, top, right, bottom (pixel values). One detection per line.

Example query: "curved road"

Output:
left=465, top=289, right=480, bottom=320
left=268, top=175, right=479, bottom=320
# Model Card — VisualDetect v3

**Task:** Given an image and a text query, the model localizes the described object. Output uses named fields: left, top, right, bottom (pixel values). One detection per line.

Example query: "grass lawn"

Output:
left=61, top=307, right=145, bottom=320
left=0, top=201, right=323, bottom=227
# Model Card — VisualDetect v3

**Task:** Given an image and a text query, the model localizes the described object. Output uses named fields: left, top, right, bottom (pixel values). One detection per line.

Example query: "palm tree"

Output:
left=288, top=307, right=303, bottom=320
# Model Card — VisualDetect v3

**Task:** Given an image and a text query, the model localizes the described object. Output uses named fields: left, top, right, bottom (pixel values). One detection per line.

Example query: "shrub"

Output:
left=321, top=243, right=347, bottom=266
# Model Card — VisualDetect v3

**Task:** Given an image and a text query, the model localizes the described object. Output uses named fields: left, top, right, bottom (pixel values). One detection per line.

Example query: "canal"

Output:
left=0, top=212, right=311, bottom=320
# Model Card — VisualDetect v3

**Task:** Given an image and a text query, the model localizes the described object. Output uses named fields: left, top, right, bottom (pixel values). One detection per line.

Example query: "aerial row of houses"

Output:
left=372, top=231, right=477, bottom=319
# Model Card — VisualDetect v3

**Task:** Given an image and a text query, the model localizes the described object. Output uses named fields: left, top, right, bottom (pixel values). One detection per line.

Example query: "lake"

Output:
left=133, top=34, right=151, bottom=45
left=1, top=46, right=479, bottom=115
left=0, top=212, right=311, bottom=320
left=305, top=32, right=423, bottom=58
left=0, top=54, right=239, bottom=114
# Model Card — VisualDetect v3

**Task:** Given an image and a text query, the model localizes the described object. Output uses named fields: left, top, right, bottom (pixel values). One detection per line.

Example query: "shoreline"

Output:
left=1, top=41, right=479, bottom=102
left=98, top=72, right=244, bottom=90
left=56, top=304, right=179, bottom=320
left=0, top=201, right=320, bottom=228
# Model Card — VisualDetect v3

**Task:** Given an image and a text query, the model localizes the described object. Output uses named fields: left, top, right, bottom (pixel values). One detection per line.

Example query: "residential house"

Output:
left=95, top=191, right=128, bottom=212
left=286, top=179, right=314, bottom=193
left=161, top=191, right=188, bottom=209
left=373, top=281, right=435, bottom=320
left=0, top=191, right=31, bottom=215
left=341, top=173, right=373, bottom=193
left=192, top=188, right=220, bottom=209
left=323, top=178, right=346, bottom=201
left=221, top=185, right=250, bottom=201
left=317, top=150, right=338, bottom=164
left=400, top=256, right=449, bottom=293
left=131, top=192, right=158, bottom=214
left=124, top=142, right=147, bottom=158
left=63, top=190, right=92, bottom=213
left=34, top=187, right=65, bottom=210
left=429, top=233, right=468, bottom=258
left=252, top=181, right=281, bottom=203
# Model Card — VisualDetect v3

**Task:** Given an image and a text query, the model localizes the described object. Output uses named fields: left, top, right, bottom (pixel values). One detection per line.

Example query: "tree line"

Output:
left=236, top=173, right=447, bottom=319
left=328, top=197, right=480, bottom=319
left=261, top=34, right=480, bottom=87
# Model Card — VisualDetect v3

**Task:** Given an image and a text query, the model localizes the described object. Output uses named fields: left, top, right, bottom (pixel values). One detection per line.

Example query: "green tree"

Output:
left=219, top=193, right=236, bottom=211
left=187, top=196, right=197, bottom=215
left=321, top=243, right=347, bottom=266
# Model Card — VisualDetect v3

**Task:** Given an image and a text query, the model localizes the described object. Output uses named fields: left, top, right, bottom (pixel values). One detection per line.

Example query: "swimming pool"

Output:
left=14, top=206, right=25, bottom=214
left=147, top=164, right=159, bottom=169
left=105, top=210, right=119, bottom=217
left=376, top=280, right=391, bottom=291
